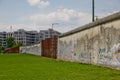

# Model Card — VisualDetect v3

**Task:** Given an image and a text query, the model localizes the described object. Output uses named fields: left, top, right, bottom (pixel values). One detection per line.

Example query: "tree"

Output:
left=0, top=46, right=2, bottom=53
left=6, top=37, right=15, bottom=48
left=0, top=46, right=4, bottom=53
left=0, top=37, right=2, bottom=46
left=0, top=38, right=2, bottom=53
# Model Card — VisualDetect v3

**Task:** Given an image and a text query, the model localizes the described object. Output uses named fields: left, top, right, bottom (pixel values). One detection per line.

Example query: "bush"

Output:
left=0, top=46, right=4, bottom=53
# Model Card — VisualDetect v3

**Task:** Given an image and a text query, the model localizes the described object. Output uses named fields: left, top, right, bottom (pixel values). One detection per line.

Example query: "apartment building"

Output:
left=0, top=29, right=61, bottom=47
left=14, top=29, right=39, bottom=46
left=0, top=32, right=7, bottom=46
left=0, top=30, right=40, bottom=47
left=39, top=29, right=61, bottom=41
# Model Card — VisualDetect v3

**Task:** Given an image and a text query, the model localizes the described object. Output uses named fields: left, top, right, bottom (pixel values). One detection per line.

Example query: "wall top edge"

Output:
left=60, top=11, right=120, bottom=38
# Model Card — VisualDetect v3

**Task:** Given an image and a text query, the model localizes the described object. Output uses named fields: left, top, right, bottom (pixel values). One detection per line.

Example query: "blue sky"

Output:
left=0, top=0, right=120, bottom=32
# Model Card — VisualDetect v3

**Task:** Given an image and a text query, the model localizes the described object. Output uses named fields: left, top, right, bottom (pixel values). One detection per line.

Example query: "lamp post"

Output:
left=52, top=23, right=59, bottom=30
left=90, top=0, right=95, bottom=63
left=92, top=0, right=95, bottom=22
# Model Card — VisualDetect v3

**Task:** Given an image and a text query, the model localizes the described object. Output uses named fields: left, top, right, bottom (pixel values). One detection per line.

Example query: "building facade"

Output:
left=39, top=29, right=61, bottom=41
left=0, top=32, right=7, bottom=46
left=14, top=29, right=39, bottom=46
left=0, top=29, right=61, bottom=47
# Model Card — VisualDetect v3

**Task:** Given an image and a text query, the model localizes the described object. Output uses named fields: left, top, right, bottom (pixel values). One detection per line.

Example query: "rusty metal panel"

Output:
left=4, top=47, right=19, bottom=53
left=41, top=36, right=58, bottom=59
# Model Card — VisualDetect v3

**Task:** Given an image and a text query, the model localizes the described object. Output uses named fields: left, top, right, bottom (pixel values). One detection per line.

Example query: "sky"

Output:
left=0, top=0, right=120, bottom=33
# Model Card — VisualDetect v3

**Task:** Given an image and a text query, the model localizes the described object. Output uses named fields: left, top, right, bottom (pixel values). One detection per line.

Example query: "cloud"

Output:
left=96, top=10, right=120, bottom=19
left=0, top=23, right=37, bottom=32
left=27, top=0, right=50, bottom=8
left=30, top=8, right=92, bottom=32
left=0, top=8, right=92, bottom=33
left=1, top=9, right=117, bottom=33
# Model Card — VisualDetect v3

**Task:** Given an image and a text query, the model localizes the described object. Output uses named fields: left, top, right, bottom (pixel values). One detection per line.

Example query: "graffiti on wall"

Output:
left=58, top=23, right=120, bottom=69
left=98, top=26, right=120, bottom=68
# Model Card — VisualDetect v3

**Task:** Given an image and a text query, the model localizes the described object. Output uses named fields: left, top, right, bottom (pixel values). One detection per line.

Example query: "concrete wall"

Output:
left=58, top=12, right=120, bottom=69
left=20, top=44, right=41, bottom=56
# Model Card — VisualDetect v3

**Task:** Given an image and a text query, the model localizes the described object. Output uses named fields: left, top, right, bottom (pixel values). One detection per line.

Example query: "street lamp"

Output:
left=52, top=23, right=59, bottom=30
left=92, top=0, right=95, bottom=22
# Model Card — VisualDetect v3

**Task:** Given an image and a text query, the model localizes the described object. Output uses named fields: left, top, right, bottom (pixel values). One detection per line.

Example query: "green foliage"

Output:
left=6, top=37, right=15, bottom=48
left=6, top=37, right=23, bottom=48
left=0, top=38, right=2, bottom=46
left=0, top=54, right=120, bottom=80
left=13, top=43, right=23, bottom=48
left=0, top=46, right=4, bottom=53
left=0, top=38, right=2, bottom=53
left=0, top=46, right=2, bottom=53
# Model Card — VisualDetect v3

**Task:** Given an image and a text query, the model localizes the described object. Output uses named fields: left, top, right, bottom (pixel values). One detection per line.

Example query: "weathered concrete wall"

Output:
left=20, top=44, right=41, bottom=56
left=58, top=12, right=120, bottom=69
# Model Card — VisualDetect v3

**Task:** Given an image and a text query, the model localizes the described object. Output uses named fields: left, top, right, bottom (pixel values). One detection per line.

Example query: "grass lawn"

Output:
left=0, top=54, right=120, bottom=80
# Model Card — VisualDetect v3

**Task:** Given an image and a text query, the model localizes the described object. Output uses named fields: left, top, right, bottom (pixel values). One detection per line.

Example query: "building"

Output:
left=0, top=29, right=61, bottom=47
left=0, top=32, right=14, bottom=47
left=0, top=32, right=7, bottom=46
left=14, top=29, right=39, bottom=46
left=39, top=29, right=61, bottom=41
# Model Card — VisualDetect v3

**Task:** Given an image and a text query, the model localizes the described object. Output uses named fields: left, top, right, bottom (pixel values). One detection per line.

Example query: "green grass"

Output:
left=0, top=54, right=120, bottom=80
